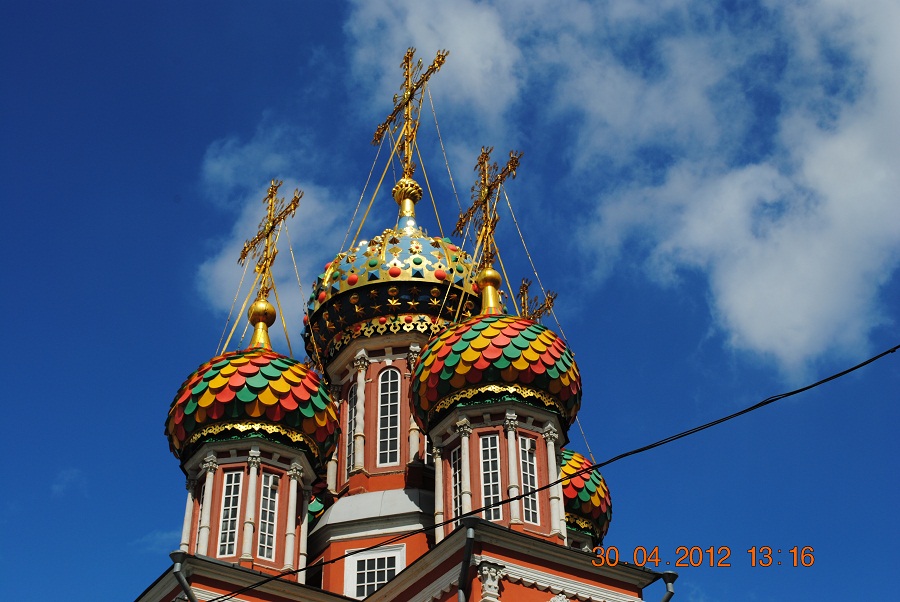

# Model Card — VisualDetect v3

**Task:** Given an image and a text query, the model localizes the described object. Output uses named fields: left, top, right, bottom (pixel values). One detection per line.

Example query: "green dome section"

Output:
left=165, top=346, right=339, bottom=468
left=410, top=313, right=581, bottom=430
left=303, top=225, right=477, bottom=365
left=561, top=449, right=612, bottom=544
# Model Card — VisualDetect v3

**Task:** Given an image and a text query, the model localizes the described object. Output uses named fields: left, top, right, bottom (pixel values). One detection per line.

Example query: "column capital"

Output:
left=477, top=560, right=505, bottom=602
left=247, top=456, right=262, bottom=469
left=287, top=462, right=304, bottom=481
left=185, top=478, right=197, bottom=491
left=542, top=424, right=558, bottom=443
left=504, top=410, right=518, bottom=432
left=456, top=418, right=472, bottom=438
left=201, top=455, right=218, bottom=474
left=352, top=349, right=370, bottom=372
left=432, top=446, right=442, bottom=460
left=406, top=343, right=421, bottom=368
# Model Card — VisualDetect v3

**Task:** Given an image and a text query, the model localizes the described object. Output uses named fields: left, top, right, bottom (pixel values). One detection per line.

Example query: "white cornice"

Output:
left=474, top=554, right=643, bottom=602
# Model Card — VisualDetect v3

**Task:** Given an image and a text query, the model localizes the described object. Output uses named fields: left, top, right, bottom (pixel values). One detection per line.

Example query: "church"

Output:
left=136, top=49, right=676, bottom=602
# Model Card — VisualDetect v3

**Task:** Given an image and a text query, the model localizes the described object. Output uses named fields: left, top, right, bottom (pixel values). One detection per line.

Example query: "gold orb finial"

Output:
left=476, top=267, right=503, bottom=314
left=392, top=177, right=423, bottom=219
left=248, top=297, right=276, bottom=349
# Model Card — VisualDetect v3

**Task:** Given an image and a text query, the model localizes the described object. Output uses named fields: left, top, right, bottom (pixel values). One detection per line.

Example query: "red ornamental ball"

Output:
left=379, top=316, right=387, bottom=324
left=318, top=291, right=326, bottom=303
left=434, top=269, right=447, bottom=281
left=347, top=274, right=359, bottom=285
left=389, top=266, right=402, bottom=277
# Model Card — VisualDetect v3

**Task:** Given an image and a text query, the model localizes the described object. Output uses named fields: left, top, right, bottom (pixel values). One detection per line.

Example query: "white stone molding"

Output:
left=477, top=560, right=505, bottom=602
left=197, top=454, right=218, bottom=555
left=457, top=419, right=473, bottom=515
left=180, top=479, right=197, bottom=552
left=504, top=410, right=522, bottom=525
left=433, top=446, right=445, bottom=543
left=474, top=554, right=642, bottom=602
left=543, top=425, right=564, bottom=543
left=408, top=415, right=422, bottom=463
left=240, top=449, right=261, bottom=560
left=283, top=462, right=303, bottom=572
left=352, top=350, right=369, bottom=471
left=548, top=595, right=569, bottom=602
left=297, top=486, right=311, bottom=583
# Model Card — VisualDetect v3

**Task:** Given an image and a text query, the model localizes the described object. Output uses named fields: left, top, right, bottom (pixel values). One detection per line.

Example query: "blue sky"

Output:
left=2, top=1, right=898, bottom=600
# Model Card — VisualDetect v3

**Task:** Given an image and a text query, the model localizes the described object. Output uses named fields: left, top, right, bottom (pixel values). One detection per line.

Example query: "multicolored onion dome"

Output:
left=560, top=449, right=612, bottom=544
left=303, top=224, right=477, bottom=365
left=165, top=346, right=339, bottom=467
left=410, top=313, right=582, bottom=430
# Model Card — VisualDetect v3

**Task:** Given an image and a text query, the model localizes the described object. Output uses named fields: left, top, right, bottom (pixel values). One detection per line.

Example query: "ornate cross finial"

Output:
left=454, top=147, right=523, bottom=270
left=372, top=48, right=449, bottom=179
left=518, top=278, right=558, bottom=321
left=238, top=179, right=302, bottom=300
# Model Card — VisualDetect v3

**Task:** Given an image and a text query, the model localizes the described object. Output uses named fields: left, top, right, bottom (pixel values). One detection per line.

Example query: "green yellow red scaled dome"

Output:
left=411, top=313, right=581, bottom=429
left=165, top=346, right=338, bottom=466
left=560, top=449, right=612, bottom=543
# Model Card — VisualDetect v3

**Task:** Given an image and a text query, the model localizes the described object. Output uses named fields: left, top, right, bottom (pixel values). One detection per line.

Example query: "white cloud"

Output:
left=340, top=0, right=900, bottom=376
left=129, top=529, right=182, bottom=553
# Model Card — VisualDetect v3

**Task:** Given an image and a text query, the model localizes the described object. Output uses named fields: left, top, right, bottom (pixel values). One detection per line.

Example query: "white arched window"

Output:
left=377, top=368, right=400, bottom=466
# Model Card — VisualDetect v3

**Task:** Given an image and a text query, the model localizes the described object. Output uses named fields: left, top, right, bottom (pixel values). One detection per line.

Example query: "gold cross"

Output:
left=454, top=146, right=523, bottom=270
left=372, top=48, right=449, bottom=179
left=518, top=278, right=558, bottom=321
left=238, top=179, right=302, bottom=298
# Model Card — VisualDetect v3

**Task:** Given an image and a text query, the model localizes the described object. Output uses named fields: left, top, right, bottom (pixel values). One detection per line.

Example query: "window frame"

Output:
left=343, top=544, right=406, bottom=599
left=376, top=368, right=401, bottom=466
left=217, top=469, right=243, bottom=557
left=519, top=435, right=540, bottom=524
left=346, top=381, right=358, bottom=476
left=480, top=433, right=502, bottom=521
left=257, top=472, right=279, bottom=560
left=450, top=445, right=462, bottom=524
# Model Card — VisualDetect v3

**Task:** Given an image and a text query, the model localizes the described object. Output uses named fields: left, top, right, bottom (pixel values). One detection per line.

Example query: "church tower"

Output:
left=163, top=181, right=339, bottom=579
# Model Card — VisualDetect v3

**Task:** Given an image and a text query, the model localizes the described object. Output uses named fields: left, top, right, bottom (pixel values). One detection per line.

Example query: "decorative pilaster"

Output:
left=283, top=463, right=303, bottom=572
left=352, top=350, right=369, bottom=472
left=297, top=485, right=311, bottom=583
left=543, top=426, right=564, bottom=543
left=197, top=455, right=218, bottom=555
left=457, top=419, right=473, bottom=515
left=477, top=560, right=505, bottom=602
left=180, top=478, right=197, bottom=552
left=408, top=415, right=422, bottom=463
left=433, top=446, right=444, bottom=542
left=504, top=411, right=521, bottom=525
left=327, top=387, right=341, bottom=491
left=240, top=450, right=262, bottom=560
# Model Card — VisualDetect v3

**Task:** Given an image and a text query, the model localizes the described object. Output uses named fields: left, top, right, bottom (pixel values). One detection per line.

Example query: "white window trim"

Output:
left=257, top=472, right=279, bottom=560
left=343, top=544, right=406, bottom=599
left=520, top=436, right=540, bottom=524
left=377, top=368, right=401, bottom=466
left=346, top=383, right=358, bottom=477
left=217, top=470, right=243, bottom=557
left=480, top=434, right=502, bottom=521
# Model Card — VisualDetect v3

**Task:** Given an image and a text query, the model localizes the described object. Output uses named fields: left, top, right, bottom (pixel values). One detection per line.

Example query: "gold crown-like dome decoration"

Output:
left=303, top=226, right=478, bottom=366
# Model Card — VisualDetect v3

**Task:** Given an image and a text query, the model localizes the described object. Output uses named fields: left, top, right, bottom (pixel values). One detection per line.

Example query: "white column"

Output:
left=327, top=386, right=340, bottom=492
left=297, top=485, right=311, bottom=584
left=504, top=411, right=522, bottom=525
left=433, top=446, right=444, bottom=542
left=407, top=344, right=422, bottom=463
left=283, top=462, right=302, bottom=572
left=408, top=416, right=421, bottom=463
left=458, top=419, right=473, bottom=516
left=197, top=455, right=218, bottom=555
left=352, top=350, right=369, bottom=472
left=543, top=425, right=565, bottom=543
left=240, top=450, right=261, bottom=560
left=180, top=478, right=197, bottom=552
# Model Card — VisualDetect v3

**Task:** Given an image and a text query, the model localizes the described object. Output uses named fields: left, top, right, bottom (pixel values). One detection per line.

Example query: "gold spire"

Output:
left=373, top=48, right=448, bottom=229
left=238, top=179, right=302, bottom=348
